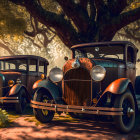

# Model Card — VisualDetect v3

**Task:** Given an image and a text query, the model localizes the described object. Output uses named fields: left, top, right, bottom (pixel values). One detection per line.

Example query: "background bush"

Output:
left=0, top=108, right=9, bottom=127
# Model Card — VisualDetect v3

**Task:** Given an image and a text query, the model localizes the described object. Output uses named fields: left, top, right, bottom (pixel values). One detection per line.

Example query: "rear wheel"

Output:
left=15, top=88, right=27, bottom=114
left=33, top=89, right=54, bottom=123
left=113, top=90, right=135, bottom=133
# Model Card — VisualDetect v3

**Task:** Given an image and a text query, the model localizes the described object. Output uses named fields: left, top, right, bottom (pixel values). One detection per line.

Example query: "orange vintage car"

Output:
left=0, top=55, right=48, bottom=113
left=31, top=41, right=140, bottom=133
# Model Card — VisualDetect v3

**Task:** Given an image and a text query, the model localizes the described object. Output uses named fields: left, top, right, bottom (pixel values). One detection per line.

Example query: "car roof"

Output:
left=0, top=55, right=49, bottom=64
left=71, top=41, right=138, bottom=52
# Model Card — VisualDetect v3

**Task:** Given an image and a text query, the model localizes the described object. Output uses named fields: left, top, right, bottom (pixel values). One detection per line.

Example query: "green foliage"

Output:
left=0, top=108, right=9, bottom=127
left=0, top=0, right=26, bottom=37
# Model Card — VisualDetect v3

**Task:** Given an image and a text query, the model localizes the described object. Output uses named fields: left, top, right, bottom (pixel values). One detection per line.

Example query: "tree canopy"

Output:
left=1, top=0, right=140, bottom=48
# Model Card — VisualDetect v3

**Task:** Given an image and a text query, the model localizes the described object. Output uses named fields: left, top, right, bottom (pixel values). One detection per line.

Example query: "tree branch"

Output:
left=107, top=0, right=128, bottom=16
left=56, top=0, right=90, bottom=32
left=24, top=35, right=42, bottom=49
left=89, top=0, right=96, bottom=21
left=115, top=6, right=140, bottom=31
left=94, top=0, right=109, bottom=22
left=79, top=0, right=88, bottom=11
left=117, top=32, right=140, bottom=43
left=0, top=42, right=15, bottom=55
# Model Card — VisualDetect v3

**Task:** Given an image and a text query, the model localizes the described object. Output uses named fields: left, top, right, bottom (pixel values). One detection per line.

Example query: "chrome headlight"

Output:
left=49, top=67, right=63, bottom=82
left=90, top=65, right=106, bottom=81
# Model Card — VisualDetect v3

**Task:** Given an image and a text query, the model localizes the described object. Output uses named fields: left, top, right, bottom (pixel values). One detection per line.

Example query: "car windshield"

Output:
left=74, top=44, right=124, bottom=60
left=0, top=59, right=27, bottom=71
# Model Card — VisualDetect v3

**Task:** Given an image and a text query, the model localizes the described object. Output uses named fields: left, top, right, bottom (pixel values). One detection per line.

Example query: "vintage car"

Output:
left=31, top=41, right=140, bottom=133
left=0, top=55, right=48, bottom=113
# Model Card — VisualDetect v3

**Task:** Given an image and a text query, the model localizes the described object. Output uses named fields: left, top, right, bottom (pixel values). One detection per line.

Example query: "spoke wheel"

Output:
left=15, top=88, right=27, bottom=114
left=33, top=89, right=54, bottom=123
left=113, top=90, right=135, bottom=133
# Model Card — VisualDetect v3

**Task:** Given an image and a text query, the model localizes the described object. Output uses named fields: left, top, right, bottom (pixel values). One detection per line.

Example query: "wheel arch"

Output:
left=103, top=78, right=138, bottom=113
left=9, top=84, right=30, bottom=102
left=33, top=79, right=64, bottom=104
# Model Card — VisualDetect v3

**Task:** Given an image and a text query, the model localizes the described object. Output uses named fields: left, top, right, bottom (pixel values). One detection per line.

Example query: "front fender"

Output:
left=9, top=84, right=30, bottom=102
left=9, top=84, right=24, bottom=96
left=103, top=78, right=132, bottom=94
left=33, top=79, right=63, bottom=104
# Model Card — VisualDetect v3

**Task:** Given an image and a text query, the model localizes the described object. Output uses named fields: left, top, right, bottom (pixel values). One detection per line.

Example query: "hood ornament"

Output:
left=72, top=57, right=80, bottom=68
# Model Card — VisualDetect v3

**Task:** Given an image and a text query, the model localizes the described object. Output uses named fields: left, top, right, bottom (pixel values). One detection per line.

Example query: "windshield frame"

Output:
left=72, top=44, right=125, bottom=61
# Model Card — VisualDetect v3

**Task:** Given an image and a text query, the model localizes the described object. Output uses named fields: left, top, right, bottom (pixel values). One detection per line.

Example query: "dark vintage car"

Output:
left=0, top=55, right=48, bottom=113
left=31, top=41, right=140, bottom=133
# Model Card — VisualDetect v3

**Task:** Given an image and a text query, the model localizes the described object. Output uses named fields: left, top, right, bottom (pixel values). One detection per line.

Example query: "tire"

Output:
left=113, top=90, right=135, bottom=133
left=33, top=89, right=54, bottom=123
left=15, top=88, right=27, bottom=114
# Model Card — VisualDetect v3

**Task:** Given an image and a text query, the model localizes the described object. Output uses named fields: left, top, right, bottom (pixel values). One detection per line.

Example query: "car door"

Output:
left=26, top=59, right=38, bottom=94
left=126, top=46, right=136, bottom=85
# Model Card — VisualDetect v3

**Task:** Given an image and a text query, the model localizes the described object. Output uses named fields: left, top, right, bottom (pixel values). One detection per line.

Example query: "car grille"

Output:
left=63, top=67, right=92, bottom=106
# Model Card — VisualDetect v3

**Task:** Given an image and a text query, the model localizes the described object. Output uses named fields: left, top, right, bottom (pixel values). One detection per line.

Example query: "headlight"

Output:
left=8, top=80, right=15, bottom=87
left=49, top=67, right=63, bottom=82
left=90, top=65, right=106, bottom=81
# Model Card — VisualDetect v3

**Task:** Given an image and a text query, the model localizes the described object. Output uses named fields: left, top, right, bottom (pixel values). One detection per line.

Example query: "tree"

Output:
left=4, top=0, right=139, bottom=48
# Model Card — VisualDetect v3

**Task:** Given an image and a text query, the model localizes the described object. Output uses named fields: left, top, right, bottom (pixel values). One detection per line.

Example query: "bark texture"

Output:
left=9, top=0, right=140, bottom=48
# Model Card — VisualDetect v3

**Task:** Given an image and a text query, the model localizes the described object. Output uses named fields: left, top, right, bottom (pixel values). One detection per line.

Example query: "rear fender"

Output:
left=33, top=79, right=64, bottom=104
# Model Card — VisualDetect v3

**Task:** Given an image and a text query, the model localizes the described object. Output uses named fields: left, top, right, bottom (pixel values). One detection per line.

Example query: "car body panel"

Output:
left=0, top=55, right=49, bottom=105
left=33, top=79, right=64, bottom=104
left=31, top=41, right=139, bottom=114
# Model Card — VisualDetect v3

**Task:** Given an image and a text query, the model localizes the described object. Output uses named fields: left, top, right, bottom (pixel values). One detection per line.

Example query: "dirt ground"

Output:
left=0, top=108, right=140, bottom=140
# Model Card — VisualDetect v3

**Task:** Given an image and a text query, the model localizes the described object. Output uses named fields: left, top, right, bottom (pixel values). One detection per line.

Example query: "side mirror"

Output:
left=64, top=56, right=68, bottom=61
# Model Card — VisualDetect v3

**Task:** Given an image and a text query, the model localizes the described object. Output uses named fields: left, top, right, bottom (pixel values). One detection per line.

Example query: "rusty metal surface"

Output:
left=63, top=67, right=92, bottom=106
left=0, top=97, right=19, bottom=103
left=0, top=97, right=18, bottom=99
left=31, top=100, right=123, bottom=116
left=0, top=100, right=19, bottom=103
left=31, top=100, right=123, bottom=111
left=103, top=78, right=130, bottom=94
left=63, top=58, right=93, bottom=74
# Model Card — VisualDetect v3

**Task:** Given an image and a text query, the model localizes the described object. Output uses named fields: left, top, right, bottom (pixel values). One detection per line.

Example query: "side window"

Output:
left=18, top=60, right=27, bottom=70
left=127, top=47, right=134, bottom=63
left=5, top=62, right=16, bottom=70
left=0, top=61, right=4, bottom=70
left=29, top=59, right=37, bottom=72
left=39, top=61, right=45, bottom=73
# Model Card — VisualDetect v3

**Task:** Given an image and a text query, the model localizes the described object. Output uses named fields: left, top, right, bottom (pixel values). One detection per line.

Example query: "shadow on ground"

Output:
left=0, top=107, right=140, bottom=140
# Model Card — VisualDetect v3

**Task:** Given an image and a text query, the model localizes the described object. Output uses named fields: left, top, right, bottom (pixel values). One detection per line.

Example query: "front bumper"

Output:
left=31, top=100, right=123, bottom=116
left=0, top=97, right=19, bottom=104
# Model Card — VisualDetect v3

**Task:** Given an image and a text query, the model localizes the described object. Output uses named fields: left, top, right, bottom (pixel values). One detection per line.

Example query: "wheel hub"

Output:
left=127, top=107, right=134, bottom=117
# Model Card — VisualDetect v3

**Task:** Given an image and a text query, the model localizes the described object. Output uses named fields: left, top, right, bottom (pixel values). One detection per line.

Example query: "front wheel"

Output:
left=113, top=90, right=135, bottom=133
left=33, top=89, right=54, bottom=123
